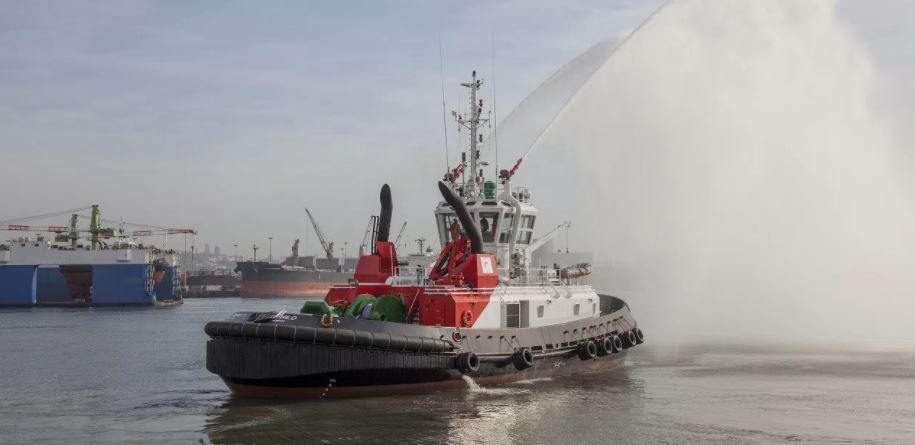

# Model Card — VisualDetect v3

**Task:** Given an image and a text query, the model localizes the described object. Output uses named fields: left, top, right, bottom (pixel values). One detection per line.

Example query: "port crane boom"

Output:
left=0, top=204, right=196, bottom=250
left=305, top=208, right=335, bottom=259
left=394, top=222, right=408, bottom=246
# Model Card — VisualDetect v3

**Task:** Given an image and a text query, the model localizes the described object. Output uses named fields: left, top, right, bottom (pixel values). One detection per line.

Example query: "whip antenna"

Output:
left=491, top=26, right=499, bottom=178
left=439, top=36, right=450, bottom=172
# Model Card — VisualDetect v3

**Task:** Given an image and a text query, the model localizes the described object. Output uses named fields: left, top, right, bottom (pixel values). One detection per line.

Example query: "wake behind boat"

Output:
left=204, top=71, right=644, bottom=398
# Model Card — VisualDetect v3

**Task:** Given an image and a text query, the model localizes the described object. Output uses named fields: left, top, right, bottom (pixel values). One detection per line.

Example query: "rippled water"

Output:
left=1, top=298, right=913, bottom=444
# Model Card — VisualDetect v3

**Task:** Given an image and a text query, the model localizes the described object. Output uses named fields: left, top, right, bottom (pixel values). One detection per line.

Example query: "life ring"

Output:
left=460, top=310, right=474, bottom=327
left=320, top=313, right=334, bottom=328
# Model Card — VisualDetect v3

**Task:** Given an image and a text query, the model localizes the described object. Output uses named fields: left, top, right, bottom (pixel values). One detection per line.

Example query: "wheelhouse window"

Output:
left=573, top=304, right=580, bottom=316
left=499, top=213, right=514, bottom=243
left=478, top=212, right=500, bottom=243
left=505, top=303, right=521, bottom=328
left=514, top=215, right=536, bottom=244
left=439, top=213, right=462, bottom=242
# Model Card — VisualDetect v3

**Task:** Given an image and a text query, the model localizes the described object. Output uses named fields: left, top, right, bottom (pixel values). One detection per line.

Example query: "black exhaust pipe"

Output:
left=377, top=184, right=393, bottom=242
left=437, top=181, right=483, bottom=254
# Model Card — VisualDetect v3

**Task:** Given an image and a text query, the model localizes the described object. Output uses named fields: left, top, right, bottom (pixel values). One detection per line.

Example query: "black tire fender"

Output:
left=611, top=335, right=623, bottom=353
left=578, top=340, right=598, bottom=360
left=456, top=352, right=480, bottom=374
left=512, top=348, right=535, bottom=370
left=597, top=337, right=614, bottom=356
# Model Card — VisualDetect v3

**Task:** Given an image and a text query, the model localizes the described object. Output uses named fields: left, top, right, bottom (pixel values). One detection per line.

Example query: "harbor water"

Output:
left=1, top=298, right=913, bottom=444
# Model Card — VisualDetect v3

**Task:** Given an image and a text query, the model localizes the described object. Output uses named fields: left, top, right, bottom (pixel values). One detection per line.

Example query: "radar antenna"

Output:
left=450, top=70, right=489, bottom=199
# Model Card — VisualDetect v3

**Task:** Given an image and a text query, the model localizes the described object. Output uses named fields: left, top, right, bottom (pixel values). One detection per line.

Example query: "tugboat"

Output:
left=204, top=71, right=644, bottom=398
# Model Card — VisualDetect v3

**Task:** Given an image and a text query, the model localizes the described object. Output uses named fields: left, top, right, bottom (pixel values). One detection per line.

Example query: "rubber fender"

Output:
left=621, top=330, right=637, bottom=349
left=611, top=335, right=623, bottom=353
left=401, top=336, right=423, bottom=351
left=352, top=330, right=375, bottom=348
left=298, top=327, right=317, bottom=343
left=228, top=323, right=243, bottom=338
left=241, top=323, right=259, bottom=338
left=203, top=321, right=221, bottom=337
left=373, top=332, right=392, bottom=349
left=635, top=328, right=645, bottom=344
left=512, top=348, right=535, bottom=370
left=417, top=337, right=434, bottom=353
left=313, top=327, right=337, bottom=344
left=205, top=321, right=453, bottom=352
left=274, top=324, right=297, bottom=342
left=577, top=341, right=598, bottom=360
left=597, top=337, right=614, bottom=356
left=334, top=329, right=356, bottom=346
left=456, top=352, right=480, bottom=374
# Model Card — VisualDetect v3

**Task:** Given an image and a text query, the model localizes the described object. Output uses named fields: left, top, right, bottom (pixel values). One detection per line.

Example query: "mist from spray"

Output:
left=512, top=0, right=915, bottom=347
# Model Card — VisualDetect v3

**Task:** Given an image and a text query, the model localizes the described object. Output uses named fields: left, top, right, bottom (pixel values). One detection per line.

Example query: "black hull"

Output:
left=235, top=261, right=353, bottom=297
left=220, top=351, right=627, bottom=399
left=205, top=295, right=642, bottom=399
left=235, top=261, right=353, bottom=283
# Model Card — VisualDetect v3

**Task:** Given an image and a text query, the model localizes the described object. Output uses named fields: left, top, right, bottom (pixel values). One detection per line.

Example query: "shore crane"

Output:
left=0, top=204, right=196, bottom=250
left=304, top=208, right=335, bottom=259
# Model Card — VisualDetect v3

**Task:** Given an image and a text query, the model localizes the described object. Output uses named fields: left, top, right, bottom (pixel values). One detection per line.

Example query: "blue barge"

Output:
left=0, top=205, right=188, bottom=307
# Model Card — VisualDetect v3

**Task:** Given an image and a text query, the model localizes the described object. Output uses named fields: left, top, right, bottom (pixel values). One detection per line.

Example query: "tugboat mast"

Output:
left=454, top=70, right=489, bottom=199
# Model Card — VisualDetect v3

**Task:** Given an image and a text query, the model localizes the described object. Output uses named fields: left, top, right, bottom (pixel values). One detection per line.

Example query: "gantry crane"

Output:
left=0, top=204, right=196, bottom=250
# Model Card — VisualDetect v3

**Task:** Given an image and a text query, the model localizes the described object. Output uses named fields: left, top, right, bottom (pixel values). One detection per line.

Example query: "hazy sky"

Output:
left=1, top=0, right=913, bottom=260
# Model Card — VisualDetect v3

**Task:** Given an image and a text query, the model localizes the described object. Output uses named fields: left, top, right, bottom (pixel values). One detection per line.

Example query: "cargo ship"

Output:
left=235, top=208, right=362, bottom=297
left=0, top=205, right=192, bottom=307
left=184, top=269, right=241, bottom=297
left=235, top=258, right=354, bottom=298
left=205, top=71, right=643, bottom=398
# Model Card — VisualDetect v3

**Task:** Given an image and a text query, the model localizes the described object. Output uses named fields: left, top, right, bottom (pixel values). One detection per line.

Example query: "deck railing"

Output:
left=387, top=265, right=590, bottom=287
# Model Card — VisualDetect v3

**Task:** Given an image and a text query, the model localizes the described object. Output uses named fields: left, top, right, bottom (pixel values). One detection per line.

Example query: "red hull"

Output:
left=59, top=266, right=92, bottom=300
left=241, top=281, right=346, bottom=298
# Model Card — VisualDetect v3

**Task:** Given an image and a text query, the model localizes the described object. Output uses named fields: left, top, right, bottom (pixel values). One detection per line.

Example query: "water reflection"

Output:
left=202, top=367, right=642, bottom=445
left=202, top=348, right=915, bottom=444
